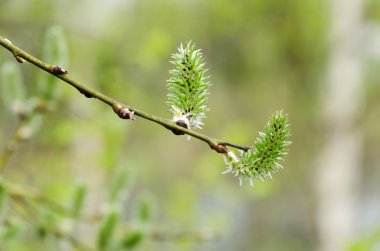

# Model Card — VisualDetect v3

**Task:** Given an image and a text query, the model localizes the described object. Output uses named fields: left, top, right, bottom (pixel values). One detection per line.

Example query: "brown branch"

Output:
left=0, top=36, right=250, bottom=155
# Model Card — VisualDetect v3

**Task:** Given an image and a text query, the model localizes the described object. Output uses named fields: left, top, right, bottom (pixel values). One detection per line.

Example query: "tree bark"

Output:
left=315, top=0, right=363, bottom=251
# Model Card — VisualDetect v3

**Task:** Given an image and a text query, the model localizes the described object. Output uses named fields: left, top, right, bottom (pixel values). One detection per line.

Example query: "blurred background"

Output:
left=1, top=0, right=380, bottom=250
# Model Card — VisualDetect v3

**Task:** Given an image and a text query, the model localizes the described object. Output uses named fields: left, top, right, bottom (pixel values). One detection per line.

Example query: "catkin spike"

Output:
left=167, top=41, right=210, bottom=130
left=223, top=111, right=291, bottom=186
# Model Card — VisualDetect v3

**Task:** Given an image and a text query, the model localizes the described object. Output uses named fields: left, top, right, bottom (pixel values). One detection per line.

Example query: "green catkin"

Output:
left=223, top=111, right=291, bottom=186
left=70, top=184, right=87, bottom=218
left=167, top=41, right=210, bottom=130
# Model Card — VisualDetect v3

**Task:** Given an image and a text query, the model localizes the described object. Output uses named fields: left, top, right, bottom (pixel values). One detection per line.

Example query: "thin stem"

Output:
left=0, top=120, right=28, bottom=171
left=218, top=142, right=251, bottom=152
left=7, top=183, right=67, bottom=215
left=150, top=228, right=220, bottom=242
left=0, top=100, right=48, bottom=172
left=8, top=202, right=92, bottom=251
left=0, top=36, right=250, bottom=153
left=6, top=183, right=92, bottom=250
left=0, top=100, right=51, bottom=172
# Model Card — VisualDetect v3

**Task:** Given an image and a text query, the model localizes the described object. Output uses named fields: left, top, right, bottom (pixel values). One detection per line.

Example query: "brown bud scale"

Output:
left=50, top=65, right=68, bottom=74
left=210, top=144, right=228, bottom=154
left=113, top=104, right=135, bottom=120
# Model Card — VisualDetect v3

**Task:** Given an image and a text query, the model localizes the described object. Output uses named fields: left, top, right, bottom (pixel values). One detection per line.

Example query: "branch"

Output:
left=0, top=120, right=30, bottom=171
left=0, top=36, right=250, bottom=154
left=4, top=183, right=92, bottom=251
left=0, top=99, right=48, bottom=172
left=7, top=183, right=67, bottom=215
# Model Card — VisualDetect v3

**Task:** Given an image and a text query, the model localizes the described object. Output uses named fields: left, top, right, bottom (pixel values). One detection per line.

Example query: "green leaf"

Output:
left=36, top=206, right=60, bottom=238
left=70, top=184, right=87, bottom=218
left=167, top=41, right=210, bottom=130
left=38, top=25, right=68, bottom=102
left=109, top=169, right=129, bottom=202
left=0, top=62, right=25, bottom=114
left=0, top=219, right=21, bottom=240
left=97, top=210, right=119, bottom=251
left=121, top=230, right=143, bottom=250
left=36, top=225, right=48, bottom=241
left=0, top=180, right=7, bottom=216
left=136, top=193, right=155, bottom=223
left=349, top=229, right=380, bottom=251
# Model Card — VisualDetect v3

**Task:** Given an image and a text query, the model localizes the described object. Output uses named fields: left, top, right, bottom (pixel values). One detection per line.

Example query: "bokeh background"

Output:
left=1, top=0, right=380, bottom=250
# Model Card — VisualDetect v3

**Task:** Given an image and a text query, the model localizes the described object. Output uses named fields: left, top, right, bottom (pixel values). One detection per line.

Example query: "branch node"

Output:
left=210, top=143, right=228, bottom=154
left=77, top=88, right=94, bottom=98
left=171, top=120, right=188, bottom=135
left=1, top=36, right=12, bottom=45
left=2, top=37, right=25, bottom=63
left=50, top=65, right=68, bottom=74
left=13, top=53, right=25, bottom=63
left=112, top=104, right=135, bottom=120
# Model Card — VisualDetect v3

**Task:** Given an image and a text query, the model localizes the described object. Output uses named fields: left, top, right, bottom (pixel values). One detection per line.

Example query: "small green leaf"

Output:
left=0, top=62, right=25, bottom=114
left=136, top=193, right=155, bottom=223
left=36, top=225, right=48, bottom=241
left=70, top=184, right=87, bottom=218
left=37, top=206, right=60, bottom=236
left=38, top=25, right=68, bottom=102
left=0, top=219, right=21, bottom=240
left=121, top=230, right=143, bottom=249
left=109, top=169, right=129, bottom=202
left=0, top=180, right=7, bottom=216
left=97, top=210, right=119, bottom=251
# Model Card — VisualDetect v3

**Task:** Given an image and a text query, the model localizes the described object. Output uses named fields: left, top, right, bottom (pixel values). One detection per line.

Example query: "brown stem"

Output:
left=0, top=36, right=250, bottom=155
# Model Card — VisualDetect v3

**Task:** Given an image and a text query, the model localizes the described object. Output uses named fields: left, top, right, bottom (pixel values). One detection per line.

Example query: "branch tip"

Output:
left=218, top=142, right=251, bottom=152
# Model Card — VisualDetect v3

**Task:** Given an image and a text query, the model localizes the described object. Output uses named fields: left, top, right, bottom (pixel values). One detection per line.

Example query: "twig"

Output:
left=150, top=228, right=220, bottom=242
left=6, top=184, right=93, bottom=251
left=0, top=97, right=48, bottom=172
left=218, top=142, right=250, bottom=152
left=7, top=183, right=67, bottom=215
left=0, top=36, right=250, bottom=154
left=0, top=120, right=29, bottom=171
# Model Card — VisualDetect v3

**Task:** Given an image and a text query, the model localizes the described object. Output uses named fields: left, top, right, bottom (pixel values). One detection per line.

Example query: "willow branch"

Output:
left=7, top=183, right=67, bottom=215
left=0, top=100, right=48, bottom=172
left=0, top=36, right=250, bottom=153
left=0, top=120, right=29, bottom=171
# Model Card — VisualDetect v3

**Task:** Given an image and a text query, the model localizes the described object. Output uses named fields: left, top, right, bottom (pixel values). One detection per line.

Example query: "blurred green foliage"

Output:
left=0, top=0, right=380, bottom=251
left=37, top=25, right=68, bottom=102
left=98, top=210, right=119, bottom=250
left=1, top=62, right=25, bottom=114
